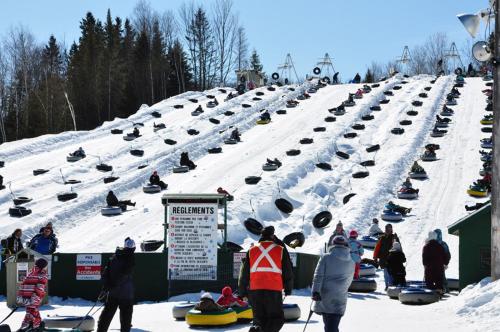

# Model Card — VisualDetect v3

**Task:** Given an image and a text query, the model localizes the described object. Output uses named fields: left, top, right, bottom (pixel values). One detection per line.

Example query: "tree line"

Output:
left=0, top=0, right=258, bottom=142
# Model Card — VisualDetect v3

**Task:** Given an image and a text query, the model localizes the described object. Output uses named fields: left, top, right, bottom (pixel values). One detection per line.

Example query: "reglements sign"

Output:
left=168, top=200, right=218, bottom=280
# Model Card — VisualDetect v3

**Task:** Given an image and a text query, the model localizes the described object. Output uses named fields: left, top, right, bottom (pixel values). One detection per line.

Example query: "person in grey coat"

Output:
left=312, top=235, right=355, bottom=332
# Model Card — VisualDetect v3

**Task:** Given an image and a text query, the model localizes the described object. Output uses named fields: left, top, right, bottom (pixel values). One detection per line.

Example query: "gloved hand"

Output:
left=284, top=289, right=292, bottom=296
left=312, top=292, right=321, bottom=301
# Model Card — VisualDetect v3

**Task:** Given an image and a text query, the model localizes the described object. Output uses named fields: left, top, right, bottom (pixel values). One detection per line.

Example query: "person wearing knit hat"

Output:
left=368, top=218, right=384, bottom=237
left=348, top=230, right=364, bottom=279
left=386, top=242, right=406, bottom=286
left=195, top=292, right=224, bottom=312
left=328, top=222, right=348, bottom=248
left=17, top=258, right=48, bottom=331
left=238, top=224, right=293, bottom=332
left=422, top=230, right=447, bottom=292
left=312, top=232, right=355, bottom=332
left=149, top=171, right=167, bottom=190
left=97, top=237, right=136, bottom=332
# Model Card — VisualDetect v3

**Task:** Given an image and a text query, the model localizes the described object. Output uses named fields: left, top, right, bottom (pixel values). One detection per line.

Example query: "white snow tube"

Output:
left=381, top=210, right=403, bottom=221
left=359, top=264, right=376, bottom=277
left=430, top=131, right=445, bottom=138
left=66, top=155, right=84, bottom=162
left=359, top=236, right=378, bottom=249
left=43, top=315, right=95, bottom=331
left=262, top=163, right=279, bottom=171
left=224, top=138, right=238, bottom=145
left=408, top=171, right=427, bottom=179
left=173, top=166, right=190, bottom=173
left=283, top=304, right=301, bottom=321
left=172, top=301, right=197, bottom=320
left=334, top=110, right=346, bottom=116
left=101, top=206, right=122, bottom=216
left=421, top=154, right=437, bottom=161
left=398, top=288, right=440, bottom=305
left=434, top=122, right=448, bottom=128
left=397, top=191, right=418, bottom=199
left=143, top=184, right=161, bottom=193
left=349, top=278, right=377, bottom=293
left=122, top=135, right=136, bottom=141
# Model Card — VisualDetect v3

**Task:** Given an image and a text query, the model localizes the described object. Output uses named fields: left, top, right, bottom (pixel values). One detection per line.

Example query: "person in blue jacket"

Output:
left=28, top=227, right=58, bottom=255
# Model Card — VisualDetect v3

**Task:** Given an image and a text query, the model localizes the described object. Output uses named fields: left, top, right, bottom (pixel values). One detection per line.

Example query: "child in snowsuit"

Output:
left=17, top=258, right=48, bottom=332
left=216, top=286, right=248, bottom=308
left=195, top=292, right=224, bottom=312
left=386, top=242, right=406, bottom=286
left=348, top=230, right=364, bottom=279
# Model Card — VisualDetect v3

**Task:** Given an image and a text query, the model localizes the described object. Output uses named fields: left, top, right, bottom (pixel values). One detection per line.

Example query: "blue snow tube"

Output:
left=359, top=236, right=378, bottom=249
left=399, top=288, right=440, bottom=305
left=381, top=210, right=403, bottom=221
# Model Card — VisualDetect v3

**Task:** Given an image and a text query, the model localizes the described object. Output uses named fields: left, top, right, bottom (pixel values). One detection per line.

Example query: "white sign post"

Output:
left=167, top=200, right=218, bottom=280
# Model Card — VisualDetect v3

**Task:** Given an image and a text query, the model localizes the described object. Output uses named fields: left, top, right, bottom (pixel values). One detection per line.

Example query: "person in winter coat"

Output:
left=386, top=242, right=406, bottom=286
left=149, top=171, right=167, bottom=190
left=260, top=110, right=271, bottom=122
left=216, top=286, right=248, bottom=308
left=97, top=238, right=136, bottom=332
left=132, top=127, right=140, bottom=138
left=194, top=105, right=204, bottom=113
left=106, top=191, right=136, bottom=209
left=230, top=128, right=241, bottom=141
left=373, top=224, right=400, bottom=289
left=28, top=227, right=58, bottom=255
left=311, top=235, right=354, bottom=332
left=72, top=147, right=85, bottom=157
left=0, top=174, right=3, bottom=188
left=194, top=292, right=224, bottom=312
left=402, top=177, right=412, bottom=189
left=433, top=229, right=451, bottom=291
left=17, top=258, right=48, bottom=332
left=328, top=222, right=347, bottom=247
left=368, top=218, right=384, bottom=237
left=411, top=161, right=425, bottom=173
left=179, top=152, right=196, bottom=170
left=422, top=231, right=447, bottom=292
left=5, top=228, right=23, bottom=255
left=348, top=230, right=364, bottom=279
left=238, top=226, right=293, bottom=332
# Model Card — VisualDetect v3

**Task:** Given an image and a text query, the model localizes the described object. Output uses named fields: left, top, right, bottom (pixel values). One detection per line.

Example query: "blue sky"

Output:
left=0, top=0, right=484, bottom=81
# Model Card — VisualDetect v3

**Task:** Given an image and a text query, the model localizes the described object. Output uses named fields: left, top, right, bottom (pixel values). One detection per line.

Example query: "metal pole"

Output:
left=492, top=0, right=500, bottom=281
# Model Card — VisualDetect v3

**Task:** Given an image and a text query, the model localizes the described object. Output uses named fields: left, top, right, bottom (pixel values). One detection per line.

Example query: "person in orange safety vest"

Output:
left=238, top=226, right=293, bottom=332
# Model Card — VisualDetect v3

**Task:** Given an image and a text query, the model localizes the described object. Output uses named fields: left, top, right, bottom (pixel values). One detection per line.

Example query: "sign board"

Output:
left=168, top=200, right=218, bottom=280
left=233, top=252, right=246, bottom=279
left=76, top=254, right=102, bottom=280
left=17, top=262, right=29, bottom=283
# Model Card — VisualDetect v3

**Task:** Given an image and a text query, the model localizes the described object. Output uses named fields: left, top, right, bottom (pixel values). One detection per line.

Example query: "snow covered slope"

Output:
left=0, top=76, right=489, bottom=282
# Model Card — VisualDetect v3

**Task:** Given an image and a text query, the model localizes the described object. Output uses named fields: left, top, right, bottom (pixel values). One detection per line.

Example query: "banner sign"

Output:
left=76, top=254, right=102, bottom=280
left=168, top=201, right=218, bottom=280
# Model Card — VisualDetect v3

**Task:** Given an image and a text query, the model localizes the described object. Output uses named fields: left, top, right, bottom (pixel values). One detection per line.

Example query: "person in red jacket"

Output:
left=216, top=286, right=248, bottom=308
left=422, top=231, right=447, bottom=292
left=17, top=258, right=48, bottom=332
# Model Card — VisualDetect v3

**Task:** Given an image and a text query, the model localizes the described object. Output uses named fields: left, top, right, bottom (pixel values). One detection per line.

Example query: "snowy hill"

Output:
left=0, top=75, right=489, bottom=281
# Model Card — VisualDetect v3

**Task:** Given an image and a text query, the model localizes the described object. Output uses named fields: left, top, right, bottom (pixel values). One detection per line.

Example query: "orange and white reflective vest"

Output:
left=249, top=241, right=284, bottom=291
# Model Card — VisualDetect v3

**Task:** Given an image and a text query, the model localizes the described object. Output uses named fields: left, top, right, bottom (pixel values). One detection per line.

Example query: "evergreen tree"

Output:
left=250, top=49, right=263, bottom=73
left=151, top=19, right=166, bottom=102
left=363, top=69, right=374, bottom=83
left=166, top=39, right=193, bottom=95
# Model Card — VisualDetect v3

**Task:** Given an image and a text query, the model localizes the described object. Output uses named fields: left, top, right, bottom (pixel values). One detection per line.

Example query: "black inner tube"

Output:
left=312, top=211, right=332, bottom=228
left=275, top=198, right=294, bottom=214
left=283, top=232, right=305, bottom=248
left=244, top=218, right=263, bottom=235
left=336, top=151, right=350, bottom=159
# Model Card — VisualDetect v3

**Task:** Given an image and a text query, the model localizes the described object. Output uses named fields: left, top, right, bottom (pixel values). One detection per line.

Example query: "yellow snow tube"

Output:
left=480, top=119, right=493, bottom=125
left=467, top=188, right=488, bottom=197
left=256, top=119, right=271, bottom=125
left=185, top=308, right=237, bottom=327
left=233, top=306, right=253, bottom=321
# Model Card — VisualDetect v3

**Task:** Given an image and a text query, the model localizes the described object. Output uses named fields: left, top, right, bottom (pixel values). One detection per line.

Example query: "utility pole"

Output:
left=492, top=0, right=500, bottom=281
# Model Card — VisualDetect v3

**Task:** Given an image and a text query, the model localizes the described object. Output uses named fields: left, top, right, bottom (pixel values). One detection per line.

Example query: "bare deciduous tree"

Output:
left=235, top=26, right=249, bottom=71
left=212, top=0, right=238, bottom=85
